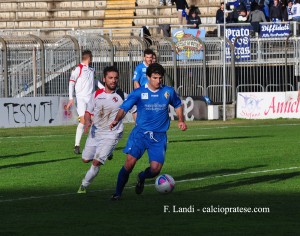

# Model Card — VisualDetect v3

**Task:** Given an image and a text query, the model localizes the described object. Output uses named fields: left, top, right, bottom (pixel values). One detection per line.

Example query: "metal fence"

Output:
left=1, top=27, right=300, bottom=104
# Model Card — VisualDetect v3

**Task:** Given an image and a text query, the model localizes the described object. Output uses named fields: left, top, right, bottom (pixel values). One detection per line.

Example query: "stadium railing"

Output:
left=0, top=22, right=299, bottom=104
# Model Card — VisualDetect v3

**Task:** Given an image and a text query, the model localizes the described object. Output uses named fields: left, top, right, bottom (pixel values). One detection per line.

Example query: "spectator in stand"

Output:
left=259, top=0, right=270, bottom=21
left=292, top=0, right=300, bottom=22
left=160, top=0, right=172, bottom=6
left=216, top=2, right=225, bottom=24
left=249, top=1, right=267, bottom=32
left=187, top=8, right=202, bottom=28
left=283, top=0, right=294, bottom=21
left=237, top=5, right=249, bottom=22
left=173, top=0, right=189, bottom=24
left=226, top=1, right=248, bottom=23
left=270, top=0, right=284, bottom=22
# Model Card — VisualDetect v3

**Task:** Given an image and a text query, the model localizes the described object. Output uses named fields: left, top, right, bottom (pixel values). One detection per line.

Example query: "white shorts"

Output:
left=82, top=131, right=123, bottom=165
left=75, top=97, right=90, bottom=117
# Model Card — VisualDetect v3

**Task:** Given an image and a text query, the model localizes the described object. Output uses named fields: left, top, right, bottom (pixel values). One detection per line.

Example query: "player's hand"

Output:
left=110, top=120, right=119, bottom=130
left=66, top=99, right=74, bottom=110
left=178, top=121, right=187, bottom=131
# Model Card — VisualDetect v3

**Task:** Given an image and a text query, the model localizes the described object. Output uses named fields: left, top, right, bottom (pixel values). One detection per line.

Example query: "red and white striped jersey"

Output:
left=69, top=63, right=95, bottom=99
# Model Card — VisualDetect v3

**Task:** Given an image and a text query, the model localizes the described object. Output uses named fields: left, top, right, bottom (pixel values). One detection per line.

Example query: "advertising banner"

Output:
left=0, top=97, right=78, bottom=128
left=260, top=23, right=291, bottom=38
left=237, top=92, right=300, bottom=119
left=172, top=28, right=206, bottom=60
left=226, top=26, right=251, bottom=61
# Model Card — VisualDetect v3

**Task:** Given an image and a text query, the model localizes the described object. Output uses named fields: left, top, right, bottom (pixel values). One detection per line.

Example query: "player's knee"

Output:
left=82, top=158, right=91, bottom=163
left=124, top=155, right=137, bottom=171
left=150, top=167, right=161, bottom=177
left=124, top=162, right=134, bottom=171
left=150, top=162, right=162, bottom=175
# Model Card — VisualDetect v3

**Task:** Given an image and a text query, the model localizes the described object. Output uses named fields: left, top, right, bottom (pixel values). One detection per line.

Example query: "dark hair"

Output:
left=221, top=2, right=224, bottom=5
left=82, top=50, right=92, bottom=60
left=146, top=63, right=165, bottom=77
left=143, top=48, right=154, bottom=57
left=103, top=66, right=119, bottom=77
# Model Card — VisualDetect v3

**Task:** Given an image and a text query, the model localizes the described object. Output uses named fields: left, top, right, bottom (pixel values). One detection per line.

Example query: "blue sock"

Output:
left=139, top=167, right=159, bottom=182
left=116, top=166, right=131, bottom=196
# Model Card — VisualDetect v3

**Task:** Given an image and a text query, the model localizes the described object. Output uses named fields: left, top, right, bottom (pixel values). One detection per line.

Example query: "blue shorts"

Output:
left=123, top=127, right=167, bottom=164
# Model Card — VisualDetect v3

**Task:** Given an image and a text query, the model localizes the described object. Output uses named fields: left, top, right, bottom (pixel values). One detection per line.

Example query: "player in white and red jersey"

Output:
left=66, top=50, right=95, bottom=155
left=77, top=66, right=125, bottom=193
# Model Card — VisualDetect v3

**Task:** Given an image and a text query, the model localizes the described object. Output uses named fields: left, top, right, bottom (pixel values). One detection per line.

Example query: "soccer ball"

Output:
left=155, top=174, right=175, bottom=194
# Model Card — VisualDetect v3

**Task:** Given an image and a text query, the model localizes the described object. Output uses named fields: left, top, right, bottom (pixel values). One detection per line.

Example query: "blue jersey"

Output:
left=121, top=84, right=182, bottom=133
left=132, top=62, right=148, bottom=86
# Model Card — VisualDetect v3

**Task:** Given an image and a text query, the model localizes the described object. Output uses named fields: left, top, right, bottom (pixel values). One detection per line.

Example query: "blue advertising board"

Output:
left=225, top=26, right=251, bottom=61
left=260, top=23, right=291, bottom=38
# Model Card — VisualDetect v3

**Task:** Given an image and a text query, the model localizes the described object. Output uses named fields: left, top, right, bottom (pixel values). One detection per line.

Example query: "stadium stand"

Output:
left=0, top=0, right=220, bottom=36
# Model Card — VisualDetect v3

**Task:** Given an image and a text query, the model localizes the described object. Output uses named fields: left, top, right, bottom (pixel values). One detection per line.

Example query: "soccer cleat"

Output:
left=107, top=153, right=113, bottom=161
left=135, top=172, right=145, bottom=195
left=167, top=2, right=172, bottom=6
left=74, top=146, right=81, bottom=154
left=77, top=185, right=87, bottom=194
left=159, top=2, right=164, bottom=6
left=111, top=194, right=121, bottom=201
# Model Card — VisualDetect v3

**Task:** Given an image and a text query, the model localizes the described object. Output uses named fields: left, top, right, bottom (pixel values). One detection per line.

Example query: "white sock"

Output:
left=75, top=123, right=84, bottom=146
left=82, top=165, right=100, bottom=187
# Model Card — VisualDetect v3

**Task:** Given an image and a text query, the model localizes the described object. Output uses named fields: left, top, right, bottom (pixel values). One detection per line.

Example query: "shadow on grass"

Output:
left=0, top=157, right=74, bottom=170
left=168, top=135, right=273, bottom=143
left=0, top=151, right=45, bottom=159
left=194, top=171, right=300, bottom=192
left=174, top=165, right=267, bottom=181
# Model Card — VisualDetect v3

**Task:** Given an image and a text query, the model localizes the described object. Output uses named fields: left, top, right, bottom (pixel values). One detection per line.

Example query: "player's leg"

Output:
left=79, top=133, right=120, bottom=193
left=111, top=154, right=137, bottom=200
left=111, top=128, right=145, bottom=200
left=81, top=133, right=96, bottom=163
left=74, top=97, right=88, bottom=154
left=135, top=132, right=167, bottom=194
left=78, top=159, right=101, bottom=193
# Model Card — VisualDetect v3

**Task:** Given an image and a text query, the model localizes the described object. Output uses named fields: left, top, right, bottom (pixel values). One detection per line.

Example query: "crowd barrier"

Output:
left=0, top=23, right=299, bottom=104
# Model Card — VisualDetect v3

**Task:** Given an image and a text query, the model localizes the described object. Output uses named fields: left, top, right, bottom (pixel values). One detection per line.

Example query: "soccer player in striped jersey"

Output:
left=67, top=50, right=95, bottom=155
left=77, top=66, right=125, bottom=193
left=110, top=63, right=187, bottom=200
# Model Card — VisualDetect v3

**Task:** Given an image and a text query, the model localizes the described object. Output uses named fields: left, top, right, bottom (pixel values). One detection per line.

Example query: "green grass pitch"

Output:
left=1, top=119, right=300, bottom=236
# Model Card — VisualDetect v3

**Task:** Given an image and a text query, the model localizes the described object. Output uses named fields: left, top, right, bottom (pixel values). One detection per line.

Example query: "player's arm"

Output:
left=110, top=108, right=127, bottom=130
left=175, top=105, right=187, bottom=131
left=298, top=88, right=300, bottom=101
left=133, top=66, right=141, bottom=89
left=134, top=81, right=140, bottom=89
left=170, top=88, right=187, bottom=131
left=84, top=111, right=92, bottom=133
left=66, top=67, right=79, bottom=110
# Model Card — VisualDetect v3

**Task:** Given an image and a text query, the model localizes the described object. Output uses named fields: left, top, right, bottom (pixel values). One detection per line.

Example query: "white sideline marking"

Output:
left=0, top=166, right=299, bottom=203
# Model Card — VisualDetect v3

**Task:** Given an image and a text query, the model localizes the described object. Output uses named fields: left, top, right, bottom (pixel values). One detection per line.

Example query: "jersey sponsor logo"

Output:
left=164, top=92, right=170, bottom=99
left=142, top=68, right=147, bottom=72
left=141, top=93, right=149, bottom=99
left=112, top=97, right=118, bottom=103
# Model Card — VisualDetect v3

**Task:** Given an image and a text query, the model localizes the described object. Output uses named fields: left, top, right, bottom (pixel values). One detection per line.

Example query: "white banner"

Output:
left=0, top=96, right=199, bottom=128
left=237, top=92, right=300, bottom=119
left=0, top=97, right=78, bottom=128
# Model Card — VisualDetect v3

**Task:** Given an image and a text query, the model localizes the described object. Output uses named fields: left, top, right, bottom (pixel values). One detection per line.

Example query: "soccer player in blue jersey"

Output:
left=133, top=48, right=155, bottom=89
left=110, top=63, right=187, bottom=200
